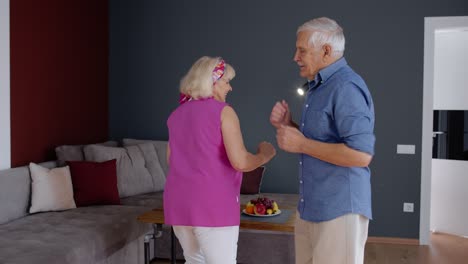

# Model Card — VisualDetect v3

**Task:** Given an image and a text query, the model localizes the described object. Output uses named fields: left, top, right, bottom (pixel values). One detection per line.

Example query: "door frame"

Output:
left=0, top=0, right=10, bottom=170
left=421, top=16, right=468, bottom=245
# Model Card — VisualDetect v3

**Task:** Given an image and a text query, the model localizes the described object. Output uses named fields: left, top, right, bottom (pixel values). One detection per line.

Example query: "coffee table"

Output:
left=137, top=206, right=296, bottom=264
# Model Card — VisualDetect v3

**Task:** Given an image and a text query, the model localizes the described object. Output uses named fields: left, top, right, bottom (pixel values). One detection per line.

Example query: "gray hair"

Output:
left=180, top=56, right=235, bottom=99
left=297, top=17, right=345, bottom=57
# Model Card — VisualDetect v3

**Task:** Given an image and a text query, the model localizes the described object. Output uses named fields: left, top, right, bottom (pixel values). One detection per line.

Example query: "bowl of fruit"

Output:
left=243, top=196, right=280, bottom=217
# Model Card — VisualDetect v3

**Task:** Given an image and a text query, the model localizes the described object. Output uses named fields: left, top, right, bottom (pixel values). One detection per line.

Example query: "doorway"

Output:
left=421, top=16, right=468, bottom=245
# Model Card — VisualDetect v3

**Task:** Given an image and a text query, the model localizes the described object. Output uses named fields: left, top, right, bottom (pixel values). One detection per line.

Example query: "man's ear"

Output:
left=323, top=44, right=332, bottom=60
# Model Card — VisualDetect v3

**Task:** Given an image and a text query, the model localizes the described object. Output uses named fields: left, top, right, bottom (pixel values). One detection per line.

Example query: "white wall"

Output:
left=433, top=29, right=468, bottom=110
left=431, top=25, right=468, bottom=238
left=0, top=0, right=11, bottom=170
left=431, top=159, right=468, bottom=237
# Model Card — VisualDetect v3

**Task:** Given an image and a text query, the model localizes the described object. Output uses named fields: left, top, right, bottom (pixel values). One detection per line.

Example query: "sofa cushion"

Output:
left=0, top=161, right=57, bottom=225
left=241, top=166, right=266, bottom=194
left=29, top=162, right=76, bottom=213
left=122, top=138, right=169, bottom=176
left=67, top=160, right=121, bottom=207
left=0, top=166, right=30, bottom=225
left=133, top=143, right=166, bottom=191
left=0, top=205, right=150, bottom=264
left=55, top=141, right=118, bottom=167
left=83, top=145, right=154, bottom=198
left=120, top=191, right=164, bottom=209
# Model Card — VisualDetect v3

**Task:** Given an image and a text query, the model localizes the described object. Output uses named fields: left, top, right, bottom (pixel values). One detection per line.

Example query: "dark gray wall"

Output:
left=109, top=0, right=468, bottom=238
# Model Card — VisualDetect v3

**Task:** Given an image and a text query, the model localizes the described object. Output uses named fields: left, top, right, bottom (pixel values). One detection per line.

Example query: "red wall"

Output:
left=10, top=0, right=109, bottom=167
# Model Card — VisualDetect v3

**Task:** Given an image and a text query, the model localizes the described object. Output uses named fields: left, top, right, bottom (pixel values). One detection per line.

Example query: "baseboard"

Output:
left=367, top=236, right=419, bottom=245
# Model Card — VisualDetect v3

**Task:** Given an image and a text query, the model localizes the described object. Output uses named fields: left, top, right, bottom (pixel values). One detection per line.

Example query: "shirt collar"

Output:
left=308, top=57, right=347, bottom=91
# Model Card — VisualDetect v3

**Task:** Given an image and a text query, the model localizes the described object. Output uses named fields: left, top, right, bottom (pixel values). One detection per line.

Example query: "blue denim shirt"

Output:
left=298, top=57, right=375, bottom=222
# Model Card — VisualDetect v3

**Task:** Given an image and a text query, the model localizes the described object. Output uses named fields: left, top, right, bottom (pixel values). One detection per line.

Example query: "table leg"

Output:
left=171, top=227, right=176, bottom=264
left=152, top=224, right=162, bottom=258
left=144, top=233, right=152, bottom=264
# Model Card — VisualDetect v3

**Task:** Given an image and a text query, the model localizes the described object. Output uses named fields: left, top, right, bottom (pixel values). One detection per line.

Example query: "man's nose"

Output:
left=293, top=51, right=299, bottom=62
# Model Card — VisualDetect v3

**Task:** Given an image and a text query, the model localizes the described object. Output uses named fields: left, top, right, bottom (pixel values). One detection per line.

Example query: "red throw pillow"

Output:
left=67, top=159, right=120, bottom=206
left=240, top=166, right=265, bottom=194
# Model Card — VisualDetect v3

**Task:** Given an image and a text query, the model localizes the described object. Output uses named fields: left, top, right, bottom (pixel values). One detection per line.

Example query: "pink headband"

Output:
left=212, top=59, right=225, bottom=83
left=179, top=58, right=226, bottom=105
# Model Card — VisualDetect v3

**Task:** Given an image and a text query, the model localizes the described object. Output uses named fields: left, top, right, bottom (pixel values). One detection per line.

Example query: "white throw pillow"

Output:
left=29, top=163, right=76, bottom=213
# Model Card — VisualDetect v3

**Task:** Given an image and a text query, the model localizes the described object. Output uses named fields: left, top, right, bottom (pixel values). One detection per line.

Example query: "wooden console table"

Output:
left=137, top=206, right=296, bottom=264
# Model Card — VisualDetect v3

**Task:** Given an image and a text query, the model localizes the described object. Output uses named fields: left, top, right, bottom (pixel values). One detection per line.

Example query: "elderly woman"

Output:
left=164, top=56, right=276, bottom=264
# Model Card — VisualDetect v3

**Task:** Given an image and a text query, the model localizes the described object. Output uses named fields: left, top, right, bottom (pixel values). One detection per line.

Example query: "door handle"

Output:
left=432, top=131, right=446, bottom=138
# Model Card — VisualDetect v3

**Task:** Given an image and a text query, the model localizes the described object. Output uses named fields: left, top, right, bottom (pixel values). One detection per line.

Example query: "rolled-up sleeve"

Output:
left=334, top=82, right=375, bottom=155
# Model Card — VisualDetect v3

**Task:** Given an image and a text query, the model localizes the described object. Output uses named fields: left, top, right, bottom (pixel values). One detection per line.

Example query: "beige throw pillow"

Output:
left=29, top=163, right=76, bottom=213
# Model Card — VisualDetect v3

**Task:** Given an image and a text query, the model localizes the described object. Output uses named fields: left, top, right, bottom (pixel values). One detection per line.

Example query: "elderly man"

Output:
left=270, top=17, right=375, bottom=264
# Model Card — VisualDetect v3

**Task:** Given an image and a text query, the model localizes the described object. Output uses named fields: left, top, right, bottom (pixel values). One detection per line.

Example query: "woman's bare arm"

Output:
left=221, top=106, right=275, bottom=172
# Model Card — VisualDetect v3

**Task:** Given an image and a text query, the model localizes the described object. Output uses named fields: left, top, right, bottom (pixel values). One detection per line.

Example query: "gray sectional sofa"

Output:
left=0, top=139, right=298, bottom=264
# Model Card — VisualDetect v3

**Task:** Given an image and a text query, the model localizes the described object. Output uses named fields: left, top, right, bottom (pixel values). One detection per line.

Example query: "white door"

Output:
left=421, top=16, right=468, bottom=245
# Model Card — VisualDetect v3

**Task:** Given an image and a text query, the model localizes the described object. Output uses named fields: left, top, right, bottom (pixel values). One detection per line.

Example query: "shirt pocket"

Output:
left=303, top=110, right=330, bottom=140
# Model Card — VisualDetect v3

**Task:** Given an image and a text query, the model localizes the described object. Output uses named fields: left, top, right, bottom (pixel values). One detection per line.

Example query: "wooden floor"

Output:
left=152, top=232, right=468, bottom=264
left=365, top=232, right=468, bottom=264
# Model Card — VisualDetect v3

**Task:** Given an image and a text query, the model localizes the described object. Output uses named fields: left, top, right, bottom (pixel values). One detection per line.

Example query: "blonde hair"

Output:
left=180, top=56, right=235, bottom=99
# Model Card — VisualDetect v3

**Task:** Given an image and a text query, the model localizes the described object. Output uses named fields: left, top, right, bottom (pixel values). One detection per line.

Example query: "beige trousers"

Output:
left=295, top=213, right=369, bottom=264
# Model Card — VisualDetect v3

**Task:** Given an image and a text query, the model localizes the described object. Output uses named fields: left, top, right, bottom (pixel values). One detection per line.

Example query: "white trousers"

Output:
left=295, top=213, right=369, bottom=264
left=172, top=225, right=239, bottom=264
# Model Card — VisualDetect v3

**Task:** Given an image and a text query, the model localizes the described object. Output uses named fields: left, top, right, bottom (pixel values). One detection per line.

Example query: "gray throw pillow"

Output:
left=55, top=141, right=118, bottom=167
left=122, top=139, right=169, bottom=177
left=83, top=144, right=154, bottom=198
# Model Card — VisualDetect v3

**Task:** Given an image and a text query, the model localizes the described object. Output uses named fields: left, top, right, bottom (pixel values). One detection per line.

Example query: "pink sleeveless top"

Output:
left=164, top=98, right=242, bottom=226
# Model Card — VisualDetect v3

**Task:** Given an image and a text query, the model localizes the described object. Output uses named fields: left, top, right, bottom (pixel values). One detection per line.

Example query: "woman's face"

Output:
left=213, top=76, right=232, bottom=102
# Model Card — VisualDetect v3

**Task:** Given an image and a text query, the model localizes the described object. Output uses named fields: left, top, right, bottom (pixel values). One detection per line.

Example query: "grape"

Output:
left=251, top=197, right=275, bottom=209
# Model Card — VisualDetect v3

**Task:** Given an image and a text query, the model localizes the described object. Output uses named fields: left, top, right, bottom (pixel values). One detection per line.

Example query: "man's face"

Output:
left=294, top=31, right=325, bottom=80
